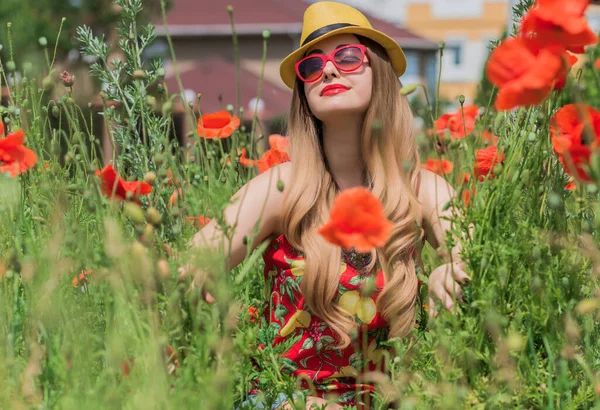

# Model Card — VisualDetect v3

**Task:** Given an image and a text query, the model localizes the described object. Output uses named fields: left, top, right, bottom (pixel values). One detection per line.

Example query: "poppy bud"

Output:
left=547, top=192, right=562, bottom=209
left=42, top=75, right=55, bottom=92
left=124, top=203, right=146, bottom=224
left=61, top=71, right=75, bottom=87
left=506, top=332, right=524, bottom=352
left=575, top=298, right=600, bottom=316
left=162, top=101, right=173, bottom=116
left=144, top=171, right=157, bottom=185
left=156, top=67, right=166, bottom=78
left=400, top=84, right=418, bottom=96
left=458, top=95, right=465, bottom=105
left=492, top=163, right=503, bottom=176
left=262, top=29, right=271, bottom=39
left=141, top=224, right=154, bottom=246
left=6, top=61, right=16, bottom=72
left=39, top=37, right=48, bottom=47
left=133, top=69, right=147, bottom=81
left=147, top=207, right=162, bottom=226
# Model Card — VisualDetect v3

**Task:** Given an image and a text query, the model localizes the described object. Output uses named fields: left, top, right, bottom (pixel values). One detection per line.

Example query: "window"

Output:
left=445, top=43, right=463, bottom=66
left=433, top=0, right=483, bottom=19
left=404, top=51, right=419, bottom=78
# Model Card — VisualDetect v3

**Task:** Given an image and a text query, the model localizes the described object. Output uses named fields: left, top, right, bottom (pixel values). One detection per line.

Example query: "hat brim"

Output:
left=280, top=26, right=407, bottom=90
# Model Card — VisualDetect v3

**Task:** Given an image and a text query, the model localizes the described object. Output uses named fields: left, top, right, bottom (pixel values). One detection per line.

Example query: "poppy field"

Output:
left=2, top=0, right=600, bottom=409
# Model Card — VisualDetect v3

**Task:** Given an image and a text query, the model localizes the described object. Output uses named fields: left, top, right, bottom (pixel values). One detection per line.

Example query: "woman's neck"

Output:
left=321, top=117, right=367, bottom=191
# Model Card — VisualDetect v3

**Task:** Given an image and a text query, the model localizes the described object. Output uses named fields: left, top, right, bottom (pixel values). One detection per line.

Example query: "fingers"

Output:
left=180, top=265, right=216, bottom=304
left=428, top=296, right=439, bottom=319
left=430, top=280, right=455, bottom=312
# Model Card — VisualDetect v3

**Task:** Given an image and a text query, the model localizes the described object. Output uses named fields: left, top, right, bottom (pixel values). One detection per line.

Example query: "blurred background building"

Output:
left=150, top=0, right=438, bottom=147
left=3, top=0, right=600, bottom=160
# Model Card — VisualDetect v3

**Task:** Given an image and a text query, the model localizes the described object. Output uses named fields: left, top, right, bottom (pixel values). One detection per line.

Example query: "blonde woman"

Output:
left=186, top=2, right=470, bottom=409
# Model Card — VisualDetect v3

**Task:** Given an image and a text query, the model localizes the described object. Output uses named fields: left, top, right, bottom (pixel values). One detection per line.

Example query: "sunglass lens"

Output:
left=334, top=46, right=363, bottom=70
left=297, top=57, right=324, bottom=82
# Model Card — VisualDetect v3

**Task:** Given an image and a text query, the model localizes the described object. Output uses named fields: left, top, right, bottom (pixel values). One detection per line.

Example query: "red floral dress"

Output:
left=250, top=234, right=422, bottom=409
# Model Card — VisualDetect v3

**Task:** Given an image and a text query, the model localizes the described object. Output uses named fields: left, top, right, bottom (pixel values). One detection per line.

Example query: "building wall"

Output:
left=341, top=0, right=508, bottom=102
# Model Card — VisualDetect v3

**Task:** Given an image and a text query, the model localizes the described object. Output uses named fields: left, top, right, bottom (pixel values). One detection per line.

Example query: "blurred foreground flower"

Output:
left=486, top=37, right=565, bottom=111
left=550, top=104, right=600, bottom=182
left=197, top=110, right=240, bottom=139
left=520, top=0, right=597, bottom=54
left=435, top=105, right=479, bottom=140
left=96, top=164, right=152, bottom=201
left=0, top=125, right=37, bottom=177
left=422, top=158, right=453, bottom=176
left=318, top=187, right=392, bottom=252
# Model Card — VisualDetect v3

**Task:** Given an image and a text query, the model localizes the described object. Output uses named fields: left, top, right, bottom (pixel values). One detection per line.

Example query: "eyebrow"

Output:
left=306, top=44, right=349, bottom=56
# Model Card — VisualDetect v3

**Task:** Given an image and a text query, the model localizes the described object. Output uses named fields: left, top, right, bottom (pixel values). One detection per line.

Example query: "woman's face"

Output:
left=302, top=34, right=373, bottom=122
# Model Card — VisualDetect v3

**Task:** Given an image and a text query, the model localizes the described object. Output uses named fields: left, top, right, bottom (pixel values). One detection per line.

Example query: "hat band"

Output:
left=301, top=23, right=358, bottom=46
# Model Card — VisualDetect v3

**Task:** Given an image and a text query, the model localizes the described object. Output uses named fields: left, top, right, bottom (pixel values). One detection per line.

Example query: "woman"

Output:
left=186, top=2, right=470, bottom=409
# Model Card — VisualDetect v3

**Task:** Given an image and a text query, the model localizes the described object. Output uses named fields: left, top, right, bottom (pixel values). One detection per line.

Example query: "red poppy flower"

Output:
left=247, top=306, right=259, bottom=323
left=72, top=269, right=93, bottom=287
left=550, top=104, right=600, bottom=182
left=481, top=130, right=500, bottom=146
left=95, top=164, right=152, bottom=201
left=318, top=187, right=393, bottom=253
left=163, top=345, right=180, bottom=376
left=595, top=59, right=600, bottom=71
left=121, top=359, right=135, bottom=377
left=462, top=188, right=476, bottom=207
left=169, top=188, right=183, bottom=208
left=267, top=134, right=289, bottom=151
left=239, top=148, right=259, bottom=168
left=422, top=158, right=453, bottom=176
left=197, top=110, right=240, bottom=139
left=241, top=135, right=291, bottom=172
left=474, top=146, right=505, bottom=181
left=566, top=181, right=576, bottom=191
left=0, top=129, right=37, bottom=177
left=550, top=104, right=600, bottom=155
left=257, top=148, right=291, bottom=173
left=258, top=135, right=291, bottom=173
left=486, top=37, right=564, bottom=111
left=185, top=215, right=211, bottom=229
left=520, top=0, right=597, bottom=54
left=435, top=105, right=479, bottom=139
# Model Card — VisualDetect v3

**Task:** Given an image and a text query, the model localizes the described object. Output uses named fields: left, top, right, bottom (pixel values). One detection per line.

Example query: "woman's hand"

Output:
left=178, top=263, right=216, bottom=304
left=427, top=260, right=470, bottom=318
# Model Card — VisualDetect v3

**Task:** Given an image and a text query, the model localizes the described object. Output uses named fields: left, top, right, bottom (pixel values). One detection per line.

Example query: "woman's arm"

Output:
left=179, top=162, right=291, bottom=300
left=418, top=169, right=471, bottom=316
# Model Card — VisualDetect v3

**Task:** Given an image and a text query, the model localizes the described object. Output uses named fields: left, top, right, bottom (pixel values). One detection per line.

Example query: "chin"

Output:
left=313, top=104, right=368, bottom=121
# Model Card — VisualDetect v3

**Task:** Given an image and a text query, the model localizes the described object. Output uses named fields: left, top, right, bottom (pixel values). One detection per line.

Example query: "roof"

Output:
left=163, top=57, right=292, bottom=120
left=155, top=0, right=437, bottom=50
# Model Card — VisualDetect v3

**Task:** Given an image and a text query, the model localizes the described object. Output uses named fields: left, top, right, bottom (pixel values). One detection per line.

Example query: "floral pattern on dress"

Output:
left=252, top=234, right=422, bottom=409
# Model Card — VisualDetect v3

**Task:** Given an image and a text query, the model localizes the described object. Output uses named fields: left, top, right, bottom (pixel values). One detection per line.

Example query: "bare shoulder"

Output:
left=417, top=169, right=457, bottom=207
left=238, top=161, right=292, bottom=237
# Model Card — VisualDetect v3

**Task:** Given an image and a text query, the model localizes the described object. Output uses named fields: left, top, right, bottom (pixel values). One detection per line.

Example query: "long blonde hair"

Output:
left=282, top=37, right=423, bottom=349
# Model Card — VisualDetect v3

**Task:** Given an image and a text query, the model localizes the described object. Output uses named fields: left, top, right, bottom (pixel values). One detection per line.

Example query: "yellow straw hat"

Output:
left=280, top=1, right=407, bottom=90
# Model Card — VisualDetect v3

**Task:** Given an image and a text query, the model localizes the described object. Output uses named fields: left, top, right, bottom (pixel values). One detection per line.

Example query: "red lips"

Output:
left=321, top=83, right=351, bottom=96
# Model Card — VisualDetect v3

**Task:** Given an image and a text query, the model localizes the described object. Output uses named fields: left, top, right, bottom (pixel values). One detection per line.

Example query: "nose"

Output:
left=322, top=60, right=340, bottom=80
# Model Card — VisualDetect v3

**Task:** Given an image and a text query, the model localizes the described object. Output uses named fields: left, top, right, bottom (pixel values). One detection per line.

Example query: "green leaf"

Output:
left=281, top=358, right=298, bottom=374
left=301, top=338, right=314, bottom=351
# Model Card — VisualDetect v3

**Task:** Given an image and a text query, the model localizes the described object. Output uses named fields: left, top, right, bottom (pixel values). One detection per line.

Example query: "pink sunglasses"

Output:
left=295, top=44, right=370, bottom=83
